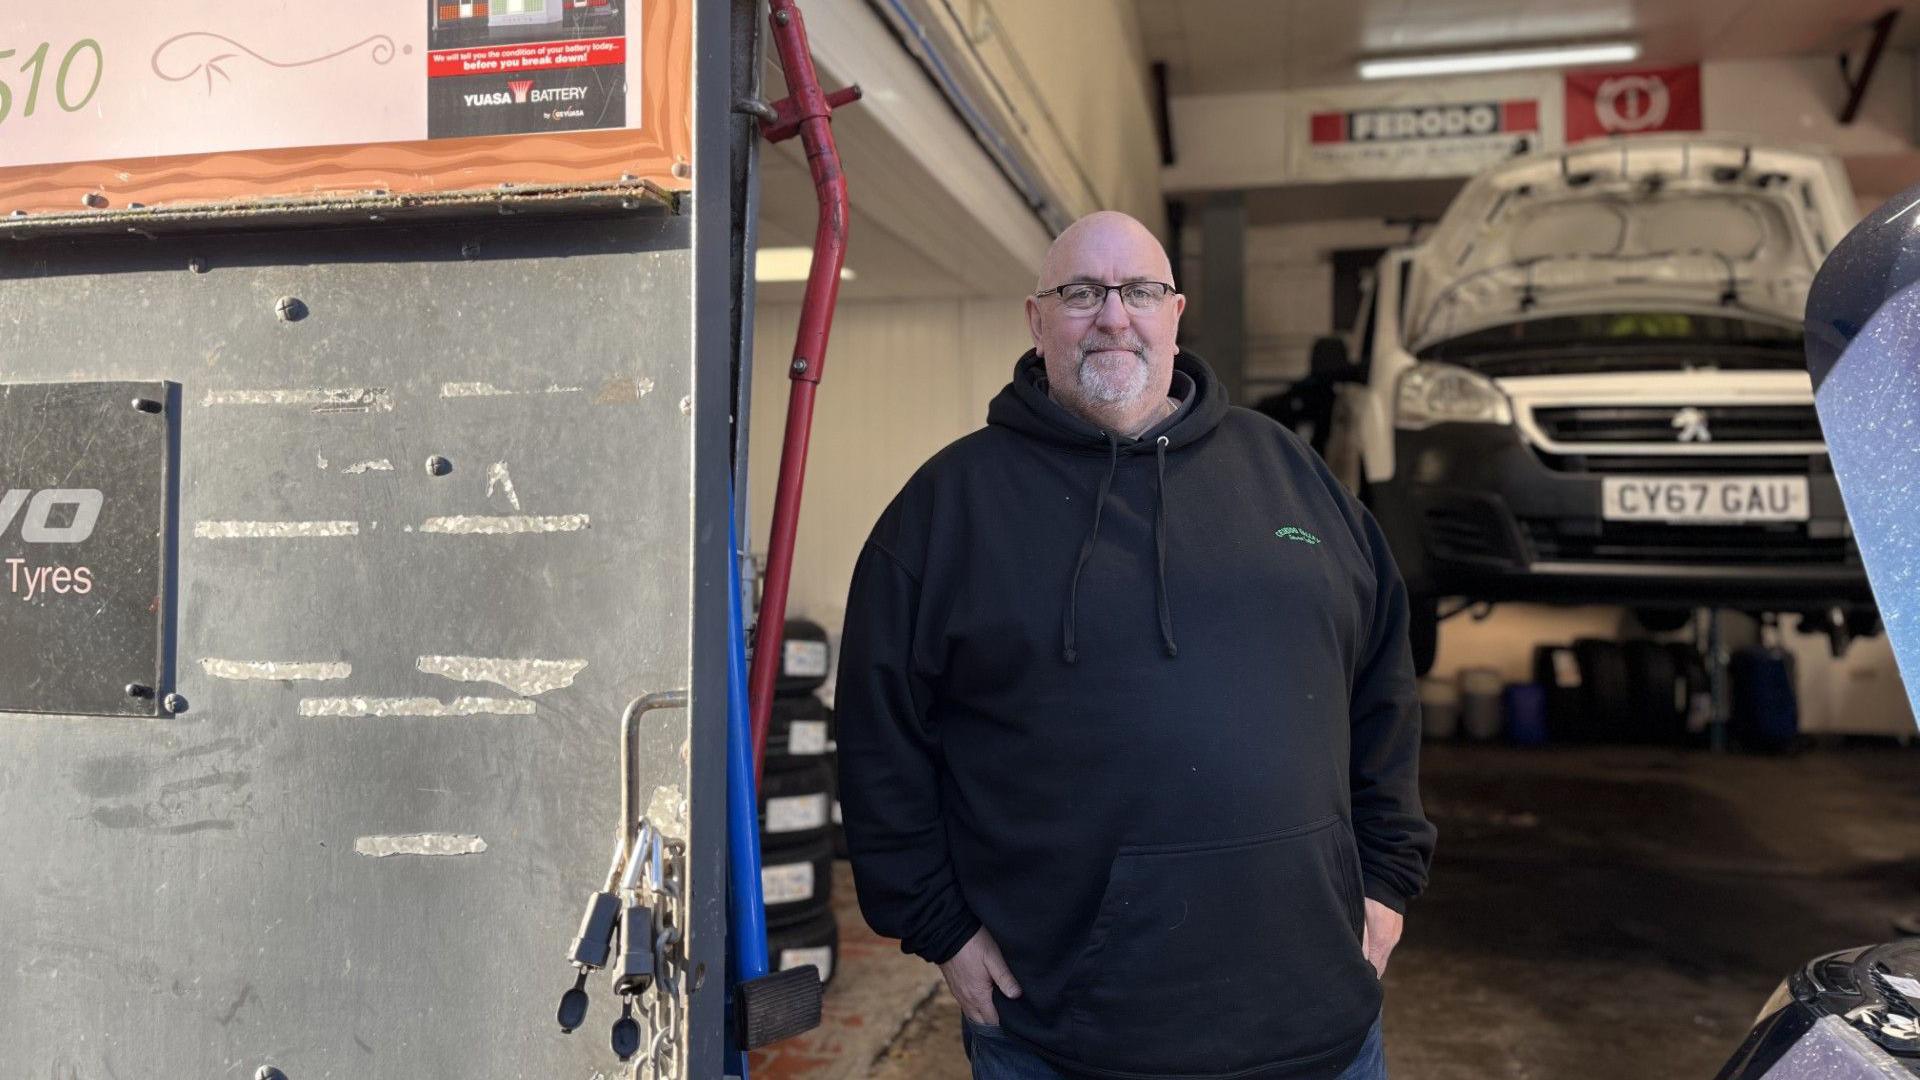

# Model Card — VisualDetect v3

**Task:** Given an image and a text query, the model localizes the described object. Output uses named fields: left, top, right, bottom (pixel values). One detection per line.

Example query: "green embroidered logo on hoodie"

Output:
left=1275, top=526, right=1321, bottom=546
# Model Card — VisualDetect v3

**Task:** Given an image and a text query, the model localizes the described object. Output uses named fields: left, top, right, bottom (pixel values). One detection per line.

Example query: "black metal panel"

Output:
left=0, top=381, right=173, bottom=717
left=0, top=212, right=699, bottom=1079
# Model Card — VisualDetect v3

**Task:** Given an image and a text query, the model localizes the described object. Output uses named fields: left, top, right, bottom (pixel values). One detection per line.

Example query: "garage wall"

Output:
left=747, top=299, right=1033, bottom=687
left=1705, top=53, right=1919, bottom=213
left=979, top=1, right=1167, bottom=233
left=872, top=0, right=1167, bottom=236
left=1432, top=606, right=1628, bottom=683
left=751, top=305, right=1919, bottom=735
left=746, top=298, right=1630, bottom=707
left=1162, top=54, right=1920, bottom=208
left=1163, top=70, right=1565, bottom=194
left=1197, top=218, right=1411, bottom=397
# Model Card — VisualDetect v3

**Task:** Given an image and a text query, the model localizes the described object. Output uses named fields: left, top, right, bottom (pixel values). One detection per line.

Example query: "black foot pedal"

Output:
left=735, top=966, right=824, bottom=1049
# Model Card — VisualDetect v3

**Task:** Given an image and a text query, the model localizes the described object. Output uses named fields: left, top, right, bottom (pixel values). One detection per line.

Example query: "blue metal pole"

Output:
left=726, top=499, right=769, bottom=1076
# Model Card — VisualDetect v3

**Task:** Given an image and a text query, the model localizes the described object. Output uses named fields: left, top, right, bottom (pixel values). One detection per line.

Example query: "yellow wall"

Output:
left=748, top=299, right=1034, bottom=694
left=1431, top=605, right=1627, bottom=683
left=892, top=0, right=1165, bottom=235
left=975, top=1, right=1165, bottom=233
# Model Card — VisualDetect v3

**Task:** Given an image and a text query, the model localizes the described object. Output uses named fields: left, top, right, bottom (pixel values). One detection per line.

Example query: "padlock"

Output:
left=567, top=890, right=621, bottom=971
left=610, top=901, right=655, bottom=996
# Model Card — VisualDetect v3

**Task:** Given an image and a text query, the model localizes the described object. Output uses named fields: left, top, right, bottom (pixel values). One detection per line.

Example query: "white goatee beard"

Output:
left=1076, top=345, right=1150, bottom=405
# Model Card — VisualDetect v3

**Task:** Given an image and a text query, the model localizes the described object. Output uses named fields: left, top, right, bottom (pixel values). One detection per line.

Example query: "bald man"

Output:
left=835, top=212, right=1434, bottom=1080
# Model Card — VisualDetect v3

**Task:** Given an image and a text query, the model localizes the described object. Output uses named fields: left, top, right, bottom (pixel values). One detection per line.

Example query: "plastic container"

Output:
left=1419, top=677, right=1460, bottom=741
left=1503, top=683, right=1549, bottom=746
left=1731, top=646, right=1799, bottom=752
left=1459, top=667, right=1505, bottom=742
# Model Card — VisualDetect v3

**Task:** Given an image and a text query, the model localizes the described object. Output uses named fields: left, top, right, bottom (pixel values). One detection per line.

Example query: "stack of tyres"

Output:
left=1572, top=638, right=1630, bottom=742
left=1533, top=644, right=1587, bottom=743
left=1537, top=639, right=1711, bottom=745
left=1622, top=640, right=1689, bottom=744
left=760, top=619, right=841, bottom=986
left=1666, top=642, right=1711, bottom=739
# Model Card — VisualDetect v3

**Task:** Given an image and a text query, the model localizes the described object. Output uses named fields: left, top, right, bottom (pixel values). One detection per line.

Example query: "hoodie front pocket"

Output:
left=1064, top=816, right=1380, bottom=1075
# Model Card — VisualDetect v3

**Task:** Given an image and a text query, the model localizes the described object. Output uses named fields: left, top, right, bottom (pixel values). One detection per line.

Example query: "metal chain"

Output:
left=627, top=836, right=688, bottom=1080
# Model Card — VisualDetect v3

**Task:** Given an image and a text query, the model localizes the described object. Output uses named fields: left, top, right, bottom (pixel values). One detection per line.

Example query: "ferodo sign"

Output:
left=0, top=382, right=172, bottom=718
left=1291, top=80, right=1560, bottom=182
left=1317, top=101, right=1536, bottom=143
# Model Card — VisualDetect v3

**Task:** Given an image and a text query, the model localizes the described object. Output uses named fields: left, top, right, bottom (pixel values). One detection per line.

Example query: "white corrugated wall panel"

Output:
left=748, top=299, right=1034, bottom=697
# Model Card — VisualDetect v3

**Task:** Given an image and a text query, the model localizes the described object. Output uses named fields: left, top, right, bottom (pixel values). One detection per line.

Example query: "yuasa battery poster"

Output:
left=427, top=0, right=629, bottom=139
left=0, top=1, right=639, bottom=169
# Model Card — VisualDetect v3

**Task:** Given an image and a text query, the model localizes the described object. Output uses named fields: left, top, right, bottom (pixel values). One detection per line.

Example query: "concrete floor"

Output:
left=755, top=743, right=1920, bottom=1079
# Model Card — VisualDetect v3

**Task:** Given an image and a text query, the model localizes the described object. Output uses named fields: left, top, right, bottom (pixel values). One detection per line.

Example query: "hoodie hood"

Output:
left=984, top=349, right=1231, bottom=665
left=987, top=349, right=1230, bottom=452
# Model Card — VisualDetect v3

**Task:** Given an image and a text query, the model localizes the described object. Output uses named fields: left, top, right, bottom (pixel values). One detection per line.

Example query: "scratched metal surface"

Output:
left=0, top=381, right=174, bottom=718
left=0, top=213, right=704, bottom=1078
left=1758, top=1016, right=1914, bottom=1079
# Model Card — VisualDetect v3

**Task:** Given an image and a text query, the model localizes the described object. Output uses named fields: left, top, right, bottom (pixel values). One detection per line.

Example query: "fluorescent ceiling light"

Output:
left=755, top=246, right=857, bottom=283
left=1359, top=42, right=1640, bottom=80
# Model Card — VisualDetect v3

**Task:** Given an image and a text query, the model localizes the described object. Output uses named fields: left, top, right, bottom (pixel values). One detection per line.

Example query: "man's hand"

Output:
left=938, top=927, right=1023, bottom=1025
left=1361, top=898, right=1403, bottom=977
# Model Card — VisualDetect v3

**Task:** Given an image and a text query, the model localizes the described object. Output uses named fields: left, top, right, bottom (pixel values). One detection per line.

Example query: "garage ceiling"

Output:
left=750, top=1, right=1053, bottom=307
left=757, top=1, right=1920, bottom=304
left=755, top=140, right=971, bottom=305
left=1139, top=0, right=1920, bottom=96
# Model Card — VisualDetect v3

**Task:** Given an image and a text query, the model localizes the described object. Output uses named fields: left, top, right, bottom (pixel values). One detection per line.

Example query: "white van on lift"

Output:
left=1335, top=134, right=1876, bottom=675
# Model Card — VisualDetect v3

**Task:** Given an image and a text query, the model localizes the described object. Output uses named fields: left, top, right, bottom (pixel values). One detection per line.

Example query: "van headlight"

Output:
left=1395, top=363, right=1514, bottom=429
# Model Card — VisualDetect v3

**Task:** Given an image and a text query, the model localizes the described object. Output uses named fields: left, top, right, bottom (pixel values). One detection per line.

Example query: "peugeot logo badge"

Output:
left=1672, top=407, right=1712, bottom=443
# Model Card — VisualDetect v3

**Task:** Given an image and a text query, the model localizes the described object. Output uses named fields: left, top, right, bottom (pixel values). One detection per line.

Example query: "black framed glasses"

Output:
left=1033, top=280, right=1177, bottom=315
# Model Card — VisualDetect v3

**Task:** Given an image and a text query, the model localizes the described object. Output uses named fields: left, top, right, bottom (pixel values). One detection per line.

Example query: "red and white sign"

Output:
left=1286, top=76, right=1563, bottom=182
left=1565, top=65, right=1702, bottom=143
left=426, top=35, right=625, bottom=77
left=1310, top=100, right=1539, bottom=145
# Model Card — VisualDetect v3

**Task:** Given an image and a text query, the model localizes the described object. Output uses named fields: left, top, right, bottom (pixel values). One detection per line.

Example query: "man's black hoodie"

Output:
left=836, top=351, right=1435, bottom=1079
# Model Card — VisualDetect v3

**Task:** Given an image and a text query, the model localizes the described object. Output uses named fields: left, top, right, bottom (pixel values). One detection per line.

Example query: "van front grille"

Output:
left=1531, top=405, right=1823, bottom=445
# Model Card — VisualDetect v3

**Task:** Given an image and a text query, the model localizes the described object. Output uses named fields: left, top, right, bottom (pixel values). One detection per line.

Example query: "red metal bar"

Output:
left=750, top=0, right=854, bottom=784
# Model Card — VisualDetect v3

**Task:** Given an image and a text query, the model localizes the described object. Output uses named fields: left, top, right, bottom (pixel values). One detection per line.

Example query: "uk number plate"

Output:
left=1601, top=477, right=1809, bottom=523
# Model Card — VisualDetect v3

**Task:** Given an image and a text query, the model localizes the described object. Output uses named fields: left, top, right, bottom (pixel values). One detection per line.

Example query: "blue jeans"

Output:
left=961, top=1014, right=1387, bottom=1080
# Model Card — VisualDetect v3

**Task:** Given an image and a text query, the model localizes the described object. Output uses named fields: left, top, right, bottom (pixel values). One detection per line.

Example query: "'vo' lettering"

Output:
left=0, top=488, right=104, bottom=543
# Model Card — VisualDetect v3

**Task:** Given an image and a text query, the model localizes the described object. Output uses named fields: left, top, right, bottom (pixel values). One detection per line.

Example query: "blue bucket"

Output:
left=1504, top=683, right=1550, bottom=746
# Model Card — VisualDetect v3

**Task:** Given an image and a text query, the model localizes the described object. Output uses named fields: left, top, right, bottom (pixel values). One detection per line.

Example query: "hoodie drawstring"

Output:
left=1062, top=434, right=1119, bottom=664
left=1154, top=435, right=1178, bottom=658
left=1062, top=433, right=1180, bottom=664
